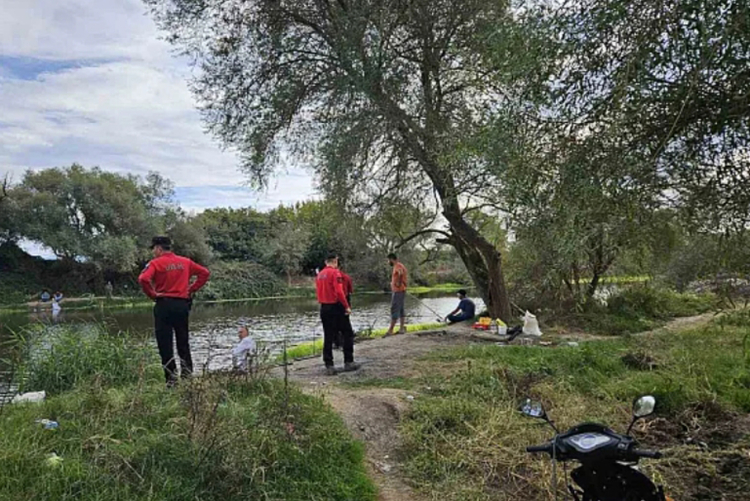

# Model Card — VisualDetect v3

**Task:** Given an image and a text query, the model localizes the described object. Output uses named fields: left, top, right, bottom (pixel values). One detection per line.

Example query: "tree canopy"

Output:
left=144, top=0, right=563, bottom=319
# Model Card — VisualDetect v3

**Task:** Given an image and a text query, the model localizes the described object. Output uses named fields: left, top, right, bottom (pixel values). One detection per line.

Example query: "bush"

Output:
left=198, top=261, right=287, bottom=300
left=17, top=324, right=161, bottom=395
left=606, top=286, right=716, bottom=319
left=571, top=286, right=717, bottom=335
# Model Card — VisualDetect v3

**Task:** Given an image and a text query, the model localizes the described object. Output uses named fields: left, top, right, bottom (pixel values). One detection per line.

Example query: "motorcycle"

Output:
left=521, top=395, right=671, bottom=501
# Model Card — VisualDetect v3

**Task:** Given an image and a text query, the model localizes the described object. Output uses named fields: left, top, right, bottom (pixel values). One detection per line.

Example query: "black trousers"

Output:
left=333, top=295, right=353, bottom=349
left=320, top=303, right=354, bottom=367
left=154, top=297, right=193, bottom=382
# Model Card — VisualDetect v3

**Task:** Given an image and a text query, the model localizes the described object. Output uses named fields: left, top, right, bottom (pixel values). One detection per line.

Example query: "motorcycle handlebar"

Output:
left=526, top=444, right=552, bottom=454
left=631, top=449, right=662, bottom=459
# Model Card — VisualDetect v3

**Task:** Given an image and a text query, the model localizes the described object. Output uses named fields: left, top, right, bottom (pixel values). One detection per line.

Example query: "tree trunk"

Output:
left=442, top=204, right=513, bottom=323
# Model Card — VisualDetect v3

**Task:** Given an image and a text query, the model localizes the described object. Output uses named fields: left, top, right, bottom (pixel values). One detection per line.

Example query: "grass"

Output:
left=408, top=283, right=470, bottom=294
left=280, top=321, right=446, bottom=361
left=366, top=311, right=750, bottom=501
left=570, top=286, right=718, bottom=335
left=0, top=326, right=376, bottom=501
left=14, top=324, right=161, bottom=395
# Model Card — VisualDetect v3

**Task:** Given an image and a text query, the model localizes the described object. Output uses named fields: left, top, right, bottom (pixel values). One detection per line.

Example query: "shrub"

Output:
left=198, top=261, right=286, bottom=300
left=606, top=286, right=716, bottom=319
left=17, top=324, right=161, bottom=395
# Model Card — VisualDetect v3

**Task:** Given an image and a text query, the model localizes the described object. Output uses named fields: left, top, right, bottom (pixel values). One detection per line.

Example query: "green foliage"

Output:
left=0, top=322, right=376, bottom=501
left=606, top=287, right=716, bottom=321
left=400, top=320, right=750, bottom=499
left=0, top=376, right=375, bottom=501
left=554, top=0, right=750, bottom=231
left=167, top=217, right=213, bottom=265
left=574, top=287, right=717, bottom=336
left=196, top=207, right=269, bottom=262
left=198, top=261, right=286, bottom=301
left=263, top=221, right=311, bottom=286
left=16, top=325, right=160, bottom=395
left=8, top=165, right=170, bottom=269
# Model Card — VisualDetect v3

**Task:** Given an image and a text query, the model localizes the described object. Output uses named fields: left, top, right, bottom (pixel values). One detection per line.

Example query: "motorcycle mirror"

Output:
left=520, top=399, right=547, bottom=420
left=627, top=395, right=656, bottom=435
left=633, top=395, right=656, bottom=418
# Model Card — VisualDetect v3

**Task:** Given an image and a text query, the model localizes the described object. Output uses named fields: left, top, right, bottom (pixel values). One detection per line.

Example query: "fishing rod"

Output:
left=406, top=291, right=445, bottom=323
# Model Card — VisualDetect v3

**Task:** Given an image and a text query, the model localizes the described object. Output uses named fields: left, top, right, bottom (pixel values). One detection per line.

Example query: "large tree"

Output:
left=554, top=0, right=750, bottom=231
left=144, top=0, right=554, bottom=320
left=9, top=165, right=172, bottom=272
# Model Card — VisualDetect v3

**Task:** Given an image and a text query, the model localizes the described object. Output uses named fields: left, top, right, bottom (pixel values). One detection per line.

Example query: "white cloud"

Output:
left=0, top=0, right=316, bottom=209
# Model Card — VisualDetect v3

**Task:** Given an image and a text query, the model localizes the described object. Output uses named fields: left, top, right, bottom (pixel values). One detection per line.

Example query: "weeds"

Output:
left=0, top=326, right=376, bottom=501
left=571, top=287, right=718, bottom=335
left=12, top=324, right=161, bottom=395
left=394, top=313, right=750, bottom=500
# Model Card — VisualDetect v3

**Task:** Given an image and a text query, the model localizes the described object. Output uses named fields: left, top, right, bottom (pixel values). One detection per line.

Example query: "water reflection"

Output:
left=1, top=293, right=484, bottom=371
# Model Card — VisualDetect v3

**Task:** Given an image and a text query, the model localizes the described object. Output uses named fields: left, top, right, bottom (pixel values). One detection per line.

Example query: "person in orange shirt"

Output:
left=385, top=252, right=408, bottom=336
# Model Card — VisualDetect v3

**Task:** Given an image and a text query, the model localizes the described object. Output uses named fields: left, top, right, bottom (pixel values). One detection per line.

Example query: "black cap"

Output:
left=150, top=236, right=172, bottom=249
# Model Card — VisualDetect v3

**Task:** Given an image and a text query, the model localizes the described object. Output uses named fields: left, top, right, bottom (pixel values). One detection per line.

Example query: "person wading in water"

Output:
left=138, top=236, right=210, bottom=386
left=316, top=253, right=360, bottom=375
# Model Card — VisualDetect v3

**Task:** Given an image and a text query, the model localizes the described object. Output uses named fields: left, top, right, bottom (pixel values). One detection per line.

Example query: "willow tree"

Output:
left=145, top=0, right=553, bottom=320
left=555, top=0, right=750, bottom=232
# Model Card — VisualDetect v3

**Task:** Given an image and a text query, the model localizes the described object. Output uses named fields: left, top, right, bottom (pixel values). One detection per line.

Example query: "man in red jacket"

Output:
left=316, top=253, right=360, bottom=375
left=138, top=236, right=210, bottom=384
left=333, top=257, right=354, bottom=350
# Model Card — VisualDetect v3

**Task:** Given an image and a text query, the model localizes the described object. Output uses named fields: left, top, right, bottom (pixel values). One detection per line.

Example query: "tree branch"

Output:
left=396, top=228, right=452, bottom=249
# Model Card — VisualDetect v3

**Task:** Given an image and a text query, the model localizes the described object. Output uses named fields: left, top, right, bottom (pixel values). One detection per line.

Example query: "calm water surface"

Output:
left=0, top=293, right=484, bottom=372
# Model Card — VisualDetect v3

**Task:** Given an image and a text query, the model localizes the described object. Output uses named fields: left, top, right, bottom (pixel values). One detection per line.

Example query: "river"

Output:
left=0, top=292, right=484, bottom=373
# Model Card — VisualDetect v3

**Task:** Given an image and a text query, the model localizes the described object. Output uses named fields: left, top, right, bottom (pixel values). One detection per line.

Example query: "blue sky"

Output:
left=0, top=0, right=316, bottom=217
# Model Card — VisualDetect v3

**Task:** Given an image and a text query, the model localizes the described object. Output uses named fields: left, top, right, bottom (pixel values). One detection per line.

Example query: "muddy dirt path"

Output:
left=274, top=314, right=714, bottom=501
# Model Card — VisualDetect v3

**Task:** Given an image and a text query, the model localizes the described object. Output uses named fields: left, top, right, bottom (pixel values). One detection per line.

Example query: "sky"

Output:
left=0, top=0, right=317, bottom=215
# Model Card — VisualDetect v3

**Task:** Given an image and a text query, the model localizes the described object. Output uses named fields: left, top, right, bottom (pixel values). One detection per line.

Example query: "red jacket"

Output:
left=316, top=266, right=350, bottom=309
left=138, top=252, right=210, bottom=300
left=341, top=272, right=353, bottom=297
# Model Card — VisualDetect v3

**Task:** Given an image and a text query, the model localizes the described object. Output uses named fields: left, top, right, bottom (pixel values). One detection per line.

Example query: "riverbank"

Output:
left=0, top=326, right=376, bottom=501
left=0, top=283, right=471, bottom=315
left=276, top=311, right=750, bottom=501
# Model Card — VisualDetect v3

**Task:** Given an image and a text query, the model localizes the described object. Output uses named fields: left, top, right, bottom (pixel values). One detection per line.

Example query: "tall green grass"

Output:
left=395, top=311, right=750, bottom=500
left=0, top=325, right=376, bottom=501
left=14, top=324, right=160, bottom=395
left=0, top=377, right=375, bottom=500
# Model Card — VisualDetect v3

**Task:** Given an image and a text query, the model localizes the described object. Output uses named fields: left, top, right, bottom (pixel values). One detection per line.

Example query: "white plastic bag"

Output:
left=12, top=391, right=46, bottom=404
left=522, top=311, right=542, bottom=337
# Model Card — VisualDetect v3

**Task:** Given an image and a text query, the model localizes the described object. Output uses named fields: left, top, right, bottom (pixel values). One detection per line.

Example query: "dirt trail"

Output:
left=275, top=314, right=714, bottom=501
left=278, top=328, right=473, bottom=501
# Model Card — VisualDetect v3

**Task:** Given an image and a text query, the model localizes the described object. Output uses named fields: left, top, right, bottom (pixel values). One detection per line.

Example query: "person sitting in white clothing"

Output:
left=232, top=326, right=256, bottom=372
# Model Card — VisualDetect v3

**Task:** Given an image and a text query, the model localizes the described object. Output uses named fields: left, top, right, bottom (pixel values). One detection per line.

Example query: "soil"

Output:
left=273, top=313, right=718, bottom=501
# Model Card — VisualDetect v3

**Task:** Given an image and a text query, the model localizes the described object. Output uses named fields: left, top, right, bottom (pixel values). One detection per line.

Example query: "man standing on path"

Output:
left=138, top=236, right=210, bottom=385
left=385, top=253, right=408, bottom=336
left=316, top=253, right=360, bottom=375
left=333, top=258, right=354, bottom=350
